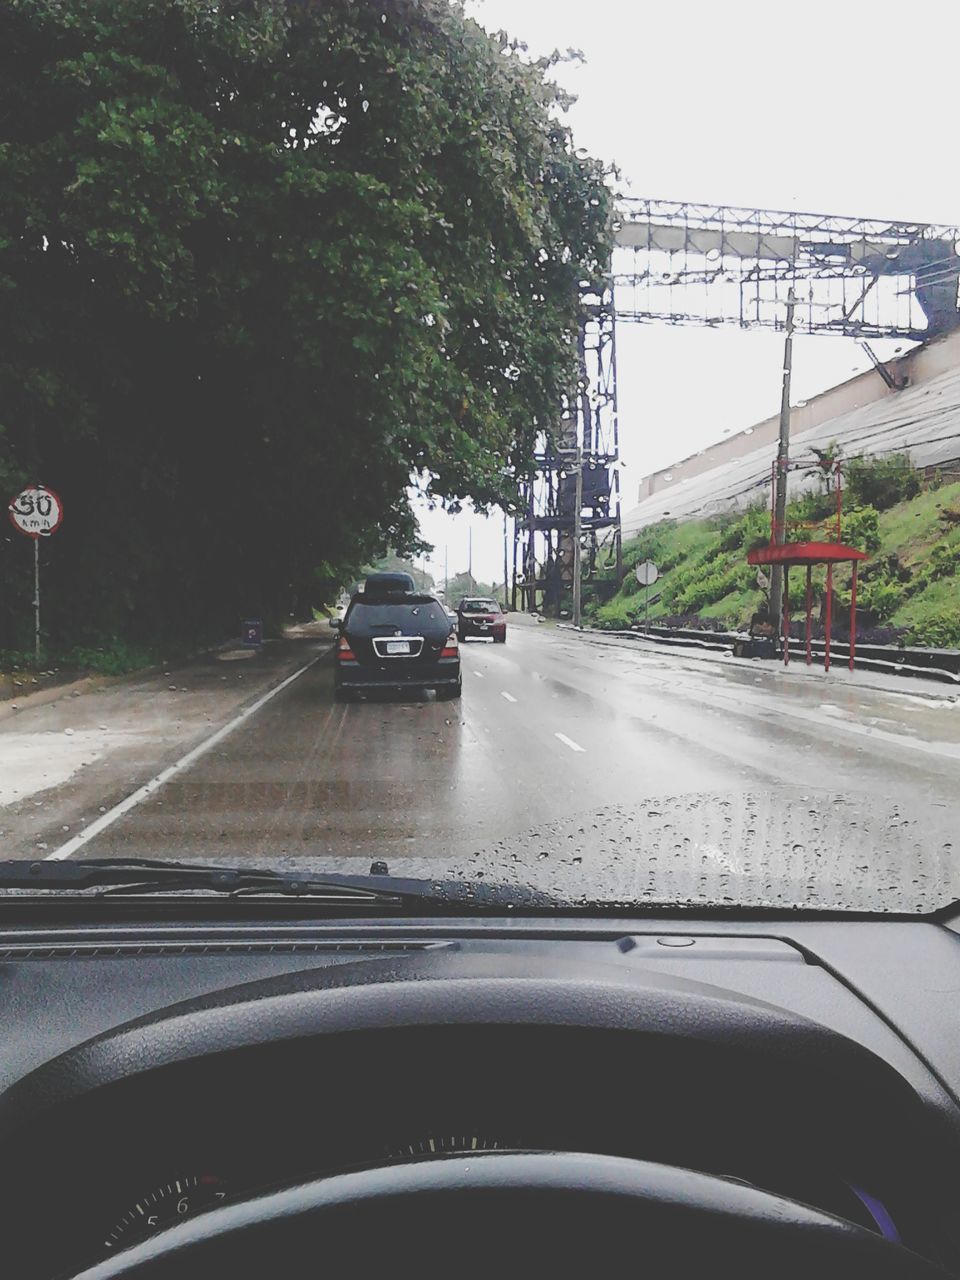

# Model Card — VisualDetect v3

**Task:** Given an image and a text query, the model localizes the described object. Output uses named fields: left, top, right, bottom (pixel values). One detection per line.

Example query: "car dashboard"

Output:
left=1, top=913, right=959, bottom=1277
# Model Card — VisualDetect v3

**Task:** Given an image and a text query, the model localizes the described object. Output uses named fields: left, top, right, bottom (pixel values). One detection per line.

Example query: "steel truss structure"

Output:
left=513, top=199, right=960, bottom=614
left=514, top=278, right=621, bottom=613
left=615, top=198, right=960, bottom=339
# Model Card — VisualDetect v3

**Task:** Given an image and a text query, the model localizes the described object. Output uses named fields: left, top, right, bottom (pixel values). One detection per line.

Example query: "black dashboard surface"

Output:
left=0, top=914, right=958, bottom=1278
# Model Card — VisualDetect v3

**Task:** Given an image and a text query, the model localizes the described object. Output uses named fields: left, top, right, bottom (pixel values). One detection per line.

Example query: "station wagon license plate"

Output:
left=385, top=640, right=411, bottom=654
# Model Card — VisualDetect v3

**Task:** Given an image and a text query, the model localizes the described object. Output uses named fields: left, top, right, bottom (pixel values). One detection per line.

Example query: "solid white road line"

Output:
left=554, top=732, right=585, bottom=753
left=46, top=653, right=323, bottom=860
left=500, top=691, right=518, bottom=703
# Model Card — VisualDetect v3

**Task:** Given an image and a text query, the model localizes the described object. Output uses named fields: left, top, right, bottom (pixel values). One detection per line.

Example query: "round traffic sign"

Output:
left=8, top=486, right=64, bottom=538
left=634, top=559, right=659, bottom=587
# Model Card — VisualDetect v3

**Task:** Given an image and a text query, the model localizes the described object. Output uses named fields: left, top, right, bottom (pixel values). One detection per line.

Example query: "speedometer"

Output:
left=102, top=1173, right=228, bottom=1256
left=389, top=1135, right=514, bottom=1159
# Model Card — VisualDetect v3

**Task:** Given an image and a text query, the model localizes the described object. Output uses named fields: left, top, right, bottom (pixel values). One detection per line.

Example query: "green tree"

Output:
left=0, top=0, right=611, bottom=650
left=356, top=552, right=434, bottom=595
left=444, top=570, right=495, bottom=606
left=845, top=454, right=920, bottom=511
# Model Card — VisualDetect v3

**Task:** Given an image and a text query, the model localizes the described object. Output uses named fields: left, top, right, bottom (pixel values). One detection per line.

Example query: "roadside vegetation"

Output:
left=346, top=556, right=496, bottom=604
left=585, top=455, right=960, bottom=648
left=1, top=0, right=611, bottom=660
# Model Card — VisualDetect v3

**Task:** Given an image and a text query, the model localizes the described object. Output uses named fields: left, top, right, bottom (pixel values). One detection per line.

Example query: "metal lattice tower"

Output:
left=513, top=198, right=959, bottom=615
left=514, top=278, right=621, bottom=613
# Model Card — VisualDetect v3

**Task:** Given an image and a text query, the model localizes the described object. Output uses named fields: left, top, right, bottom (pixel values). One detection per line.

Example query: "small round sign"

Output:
left=8, top=486, right=64, bottom=538
left=635, top=559, right=659, bottom=587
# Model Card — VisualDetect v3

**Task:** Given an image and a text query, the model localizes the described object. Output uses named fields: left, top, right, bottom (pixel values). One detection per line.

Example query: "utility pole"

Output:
left=444, top=544, right=448, bottom=598
left=502, top=513, right=509, bottom=611
left=468, top=526, right=473, bottom=585
left=769, top=289, right=796, bottom=628
left=572, top=445, right=583, bottom=627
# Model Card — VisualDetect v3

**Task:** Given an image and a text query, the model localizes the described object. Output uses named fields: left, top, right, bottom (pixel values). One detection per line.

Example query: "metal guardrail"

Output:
left=575, top=623, right=960, bottom=685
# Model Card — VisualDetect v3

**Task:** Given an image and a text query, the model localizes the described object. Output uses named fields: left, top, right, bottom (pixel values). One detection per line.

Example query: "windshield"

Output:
left=1, top=0, right=958, bottom=915
left=345, top=600, right=449, bottom=630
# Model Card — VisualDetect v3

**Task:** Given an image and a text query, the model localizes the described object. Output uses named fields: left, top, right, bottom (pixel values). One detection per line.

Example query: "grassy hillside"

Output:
left=587, top=459, right=960, bottom=647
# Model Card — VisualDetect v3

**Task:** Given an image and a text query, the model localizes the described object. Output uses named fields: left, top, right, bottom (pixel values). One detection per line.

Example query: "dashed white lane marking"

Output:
left=500, top=691, right=518, bottom=703
left=554, top=732, right=585, bottom=753
left=46, top=654, right=323, bottom=859
left=473, top=671, right=484, bottom=679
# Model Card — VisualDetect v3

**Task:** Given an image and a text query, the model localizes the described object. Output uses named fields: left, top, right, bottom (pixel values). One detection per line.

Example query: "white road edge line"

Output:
left=500, top=691, right=518, bottom=703
left=554, top=732, right=585, bottom=753
left=46, top=653, right=323, bottom=860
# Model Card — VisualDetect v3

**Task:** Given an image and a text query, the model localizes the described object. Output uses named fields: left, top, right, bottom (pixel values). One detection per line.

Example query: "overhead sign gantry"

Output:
left=513, top=198, right=959, bottom=615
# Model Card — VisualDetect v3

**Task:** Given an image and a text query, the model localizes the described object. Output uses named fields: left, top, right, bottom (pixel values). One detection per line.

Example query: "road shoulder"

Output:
left=0, top=638, right=329, bottom=858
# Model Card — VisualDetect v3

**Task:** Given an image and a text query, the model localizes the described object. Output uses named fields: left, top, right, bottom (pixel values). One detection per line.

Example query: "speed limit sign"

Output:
left=8, top=485, right=64, bottom=538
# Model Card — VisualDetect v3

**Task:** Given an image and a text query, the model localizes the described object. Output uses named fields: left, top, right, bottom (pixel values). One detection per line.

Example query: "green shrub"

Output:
left=905, top=610, right=960, bottom=649
left=65, top=641, right=157, bottom=675
left=907, top=539, right=960, bottom=595
left=1, top=639, right=157, bottom=676
left=926, top=541, right=960, bottom=581
left=852, top=578, right=904, bottom=623
left=866, top=553, right=913, bottom=585
left=840, top=506, right=881, bottom=553
left=673, top=558, right=746, bottom=614
left=593, top=596, right=640, bottom=629
left=790, top=489, right=837, bottom=525
left=845, top=454, right=920, bottom=511
left=716, top=505, right=770, bottom=554
left=0, top=649, right=36, bottom=673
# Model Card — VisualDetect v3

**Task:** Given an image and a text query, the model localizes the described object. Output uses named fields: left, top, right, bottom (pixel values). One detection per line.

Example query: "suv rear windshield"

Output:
left=461, top=599, right=500, bottom=613
left=345, top=599, right=448, bottom=631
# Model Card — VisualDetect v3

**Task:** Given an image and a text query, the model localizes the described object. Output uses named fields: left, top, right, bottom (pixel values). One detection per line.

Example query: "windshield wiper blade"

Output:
left=0, top=859, right=415, bottom=904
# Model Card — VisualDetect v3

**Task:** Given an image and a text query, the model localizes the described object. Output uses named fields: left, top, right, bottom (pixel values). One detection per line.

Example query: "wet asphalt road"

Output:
left=3, top=618, right=957, bottom=869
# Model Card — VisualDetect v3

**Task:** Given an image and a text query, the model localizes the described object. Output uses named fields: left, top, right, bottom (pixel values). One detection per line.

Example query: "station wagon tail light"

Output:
left=336, top=635, right=357, bottom=661
left=441, top=634, right=459, bottom=658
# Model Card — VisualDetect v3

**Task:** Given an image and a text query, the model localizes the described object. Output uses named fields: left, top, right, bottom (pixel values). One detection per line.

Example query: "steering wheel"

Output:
left=70, top=1150, right=947, bottom=1279
left=3, top=949, right=952, bottom=1279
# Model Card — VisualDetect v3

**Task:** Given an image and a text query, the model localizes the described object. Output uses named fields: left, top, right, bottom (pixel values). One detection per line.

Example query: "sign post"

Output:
left=7, top=485, right=64, bottom=663
left=241, top=620, right=263, bottom=648
left=634, top=559, right=659, bottom=634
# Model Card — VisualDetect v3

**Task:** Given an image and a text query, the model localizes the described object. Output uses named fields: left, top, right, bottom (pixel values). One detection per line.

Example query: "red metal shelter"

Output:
left=747, top=459, right=868, bottom=671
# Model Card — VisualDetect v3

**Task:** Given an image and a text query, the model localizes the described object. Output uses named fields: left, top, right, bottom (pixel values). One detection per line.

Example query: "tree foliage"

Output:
left=845, top=453, right=920, bottom=512
left=443, top=569, right=494, bottom=604
left=351, top=552, right=434, bottom=595
left=0, top=0, right=611, bottom=649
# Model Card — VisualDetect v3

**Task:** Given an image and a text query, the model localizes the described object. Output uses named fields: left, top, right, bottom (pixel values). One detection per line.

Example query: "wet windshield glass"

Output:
left=347, top=601, right=448, bottom=629
left=1, top=0, right=958, bottom=914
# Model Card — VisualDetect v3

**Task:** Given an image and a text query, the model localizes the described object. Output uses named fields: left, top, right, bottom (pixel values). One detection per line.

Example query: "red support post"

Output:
left=849, top=560, right=858, bottom=672
left=805, top=565, right=813, bottom=665
left=824, top=563, right=833, bottom=673
left=782, top=565, right=790, bottom=666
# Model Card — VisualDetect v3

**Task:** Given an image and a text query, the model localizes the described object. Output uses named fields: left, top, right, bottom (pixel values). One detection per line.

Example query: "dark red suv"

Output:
left=456, top=597, right=507, bottom=643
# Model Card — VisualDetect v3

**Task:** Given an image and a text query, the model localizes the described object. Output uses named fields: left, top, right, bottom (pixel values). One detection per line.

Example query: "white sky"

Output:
left=418, top=0, right=960, bottom=586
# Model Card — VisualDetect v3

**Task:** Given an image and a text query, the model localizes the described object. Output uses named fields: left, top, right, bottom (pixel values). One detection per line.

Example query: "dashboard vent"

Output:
left=0, top=940, right=451, bottom=959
